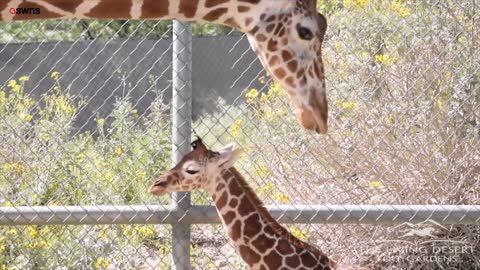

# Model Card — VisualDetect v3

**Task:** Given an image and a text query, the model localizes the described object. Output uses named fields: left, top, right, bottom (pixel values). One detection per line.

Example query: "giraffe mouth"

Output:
left=149, top=180, right=168, bottom=196
left=296, top=87, right=328, bottom=134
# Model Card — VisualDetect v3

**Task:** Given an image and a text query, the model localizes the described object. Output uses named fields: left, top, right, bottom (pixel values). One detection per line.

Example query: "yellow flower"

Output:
left=258, top=76, right=266, bottom=84
left=274, top=193, right=290, bottom=203
left=55, top=96, right=74, bottom=115
left=375, top=54, right=394, bottom=65
left=103, top=171, right=114, bottom=182
left=99, top=231, right=108, bottom=240
left=19, top=76, right=30, bottom=82
left=0, top=91, right=5, bottom=104
left=94, top=258, right=110, bottom=269
left=260, top=93, right=269, bottom=103
left=7, top=80, right=17, bottom=88
left=0, top=244, right=5, bottom=253
left=8, top=80, right=21, bottom=93
left=51, top=71, right=60, bottom=80
left=137, top=225, right=155, bottom=239
left=228, top=119, right=242, bottom=139
left=391, top=0, right=411, bottom=17
left=257, top=182, right=273, bottom=197
left=96, top=117, right=105, bottom=127
left=385, top=114, right=394, bottom=124
left=369, top=181, right=384, bottom=188
left=23, top=114, right=33, bottom=122
left=255, top=164, right=270, bottom=177
left=345, top=0, right=369, bottom=8
left=335, top=100, right=358, bottom=110
left=245, top=88, right=259, bottom=104
left=289, top=226, right=307, bottom=241
left=268, top=82, right=282, bottom=97
left=261, top=109, right=275, bottom=119
left=28, top=226, right=39, bottom=238
left=115, top=147, right=123, bottom=156
left=3, top=163, right=25, bottom=174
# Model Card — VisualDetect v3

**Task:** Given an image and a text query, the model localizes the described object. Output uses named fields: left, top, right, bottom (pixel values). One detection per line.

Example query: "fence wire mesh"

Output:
left=0, top=1, right=479, bottom=269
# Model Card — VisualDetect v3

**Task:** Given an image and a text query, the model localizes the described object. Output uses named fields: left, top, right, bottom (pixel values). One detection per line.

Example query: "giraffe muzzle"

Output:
left=148, top=178, right=169, bottom=196
left=296, top=87, right=328, bottom=134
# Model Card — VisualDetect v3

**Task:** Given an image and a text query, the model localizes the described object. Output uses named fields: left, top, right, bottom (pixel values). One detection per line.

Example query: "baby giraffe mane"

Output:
left=228, top=167, right=330, bottom=261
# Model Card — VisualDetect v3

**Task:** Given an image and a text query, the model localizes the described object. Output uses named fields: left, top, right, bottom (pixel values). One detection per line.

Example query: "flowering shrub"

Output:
left=0, top=74, right=171, bottom=269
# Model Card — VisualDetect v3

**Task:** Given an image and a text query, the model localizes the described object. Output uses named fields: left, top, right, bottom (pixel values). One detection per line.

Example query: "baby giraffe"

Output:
left=149, top=138, right=369, bottom=270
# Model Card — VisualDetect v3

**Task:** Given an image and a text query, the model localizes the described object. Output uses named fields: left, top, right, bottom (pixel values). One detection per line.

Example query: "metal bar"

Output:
left=2, top=205, right=479, bottom=226
left=171, top=20, right=193, bottom=270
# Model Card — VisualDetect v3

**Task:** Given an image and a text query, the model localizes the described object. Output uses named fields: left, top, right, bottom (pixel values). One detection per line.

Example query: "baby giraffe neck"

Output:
left=210, top=167, right=336, bottom=270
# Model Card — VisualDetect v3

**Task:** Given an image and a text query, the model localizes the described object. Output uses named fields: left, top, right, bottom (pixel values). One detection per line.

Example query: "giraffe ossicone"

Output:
left=1, top=0, right=329, bottom=134
left=149, top=138, right=371, bottom=270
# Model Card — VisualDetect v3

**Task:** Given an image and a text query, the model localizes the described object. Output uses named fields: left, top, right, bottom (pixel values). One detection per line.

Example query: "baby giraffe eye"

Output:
left=185, top=169, right=199, bottom=175
left=296, top=24, right=313, bottom=40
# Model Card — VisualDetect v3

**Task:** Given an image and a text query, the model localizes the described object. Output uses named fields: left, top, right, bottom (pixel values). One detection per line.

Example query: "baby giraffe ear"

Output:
left=217, top=143, right=243, bottom=169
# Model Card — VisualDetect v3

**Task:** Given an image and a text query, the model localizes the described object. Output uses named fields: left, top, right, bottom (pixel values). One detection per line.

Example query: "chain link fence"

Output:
left=1, top=1, right=479, bottom=269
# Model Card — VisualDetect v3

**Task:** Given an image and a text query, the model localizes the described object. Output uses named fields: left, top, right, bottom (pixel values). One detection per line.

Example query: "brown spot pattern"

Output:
left=205, top=0, right=229, bottom=8
left=287, top=60, right=298, bottom=72
left=239, top=245, right=261, bottom=266
left=224, top=18, right=239, bottom=28
left=203, top=8, right=228, bottom=22
left=300, top=251, right=318, bottom=267
left=239, top=0, right=261, bottom=3
left=277, top=239, right=294, bottom=255
left=243, top=214, right=262, bottom=238
left=281, top=50, right=293, bottom=62
left=251, top=234, right=275, bottom=253
left=45, top=0, right=82, bottom=13
left=86, top=0, right=131, bottom=18
left=216, top=183, right=225, bottom=192
left=141, top=0, right=168, bottom=19
left=267, top=39, right=278, bottom=51
left=238, top=198, right=256, bottom=217
left=216, top=191, right=228, bottom=209
left=222, top=211, right=236, bottom=225
left=238, top=6, right=250, bottom=12
left=264, top=250, right=283, bottom=269
left=269, top=55, right=280, bottom=67
left=274, top=68, right=287, bottom=80
left=229, top=198, right=238, bottom=208
left=228, top=178, right=243, bottom=197
left=230, top=220, right=242, bottom=241
left=179, top=0, right=199, bottom=18
left=285, top=255, right=300, bottom=268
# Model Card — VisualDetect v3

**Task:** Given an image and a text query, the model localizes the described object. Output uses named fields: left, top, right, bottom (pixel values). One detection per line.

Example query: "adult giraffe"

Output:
left=1, top=0, right=329, bottom=134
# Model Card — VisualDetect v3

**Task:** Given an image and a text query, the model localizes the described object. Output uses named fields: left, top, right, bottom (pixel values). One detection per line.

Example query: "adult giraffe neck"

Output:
left=0, top=0, right=269, bottom=32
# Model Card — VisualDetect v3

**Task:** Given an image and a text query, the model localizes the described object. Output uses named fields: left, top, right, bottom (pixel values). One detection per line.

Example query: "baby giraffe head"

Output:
left=149, top=138, right=243, bottom=196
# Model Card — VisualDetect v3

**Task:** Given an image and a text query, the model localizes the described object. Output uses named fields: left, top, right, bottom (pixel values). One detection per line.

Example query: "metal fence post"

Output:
left=171, top=21, right=192, bottom=270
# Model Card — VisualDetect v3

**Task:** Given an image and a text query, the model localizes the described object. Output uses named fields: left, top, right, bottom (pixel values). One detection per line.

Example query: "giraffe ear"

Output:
left=217, top=145, right=243, bottom=169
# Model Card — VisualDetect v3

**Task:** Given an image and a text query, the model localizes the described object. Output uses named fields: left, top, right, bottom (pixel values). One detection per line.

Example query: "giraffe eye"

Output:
left=186, top=169, right=199, bottom=175
left=296, top=24, right=313, bottom=40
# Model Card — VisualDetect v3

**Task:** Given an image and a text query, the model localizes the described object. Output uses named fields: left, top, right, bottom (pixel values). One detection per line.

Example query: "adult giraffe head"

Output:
left=1, top=0, right=328, bottom=133
left=242, top=0, right=328, bottom=134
